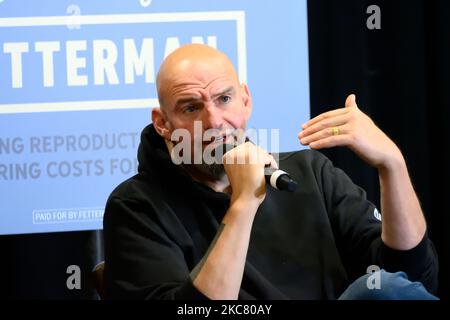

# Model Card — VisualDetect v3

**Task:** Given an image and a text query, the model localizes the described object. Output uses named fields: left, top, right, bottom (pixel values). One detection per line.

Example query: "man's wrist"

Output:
left=231, top=194, right=262, bottom=209
left=378, top=148, right=406, bottom=174
left=224, top=195, right=261, bottom=223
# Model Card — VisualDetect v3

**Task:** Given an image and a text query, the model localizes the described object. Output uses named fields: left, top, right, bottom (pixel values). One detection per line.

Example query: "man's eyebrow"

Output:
left=175, top=87, right=235, bottom=107
left=175, top=96, right=201, bottom=107
left=212, top=86, right=235, bottom=99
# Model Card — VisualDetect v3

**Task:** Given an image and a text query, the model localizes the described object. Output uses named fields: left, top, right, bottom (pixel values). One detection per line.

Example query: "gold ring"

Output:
left=332, top=127, right=340, bottom=136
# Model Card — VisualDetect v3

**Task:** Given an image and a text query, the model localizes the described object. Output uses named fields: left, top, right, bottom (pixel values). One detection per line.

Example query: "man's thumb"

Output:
left=345, top=94, right=358, bottom=108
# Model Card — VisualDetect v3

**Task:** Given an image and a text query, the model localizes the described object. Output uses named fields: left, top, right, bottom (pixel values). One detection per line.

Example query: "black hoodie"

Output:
left=103, top=124, right=438, bottom=299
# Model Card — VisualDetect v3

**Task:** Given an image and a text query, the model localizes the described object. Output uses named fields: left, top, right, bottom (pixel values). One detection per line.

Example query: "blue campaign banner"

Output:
left=0, top=0, right=310, bottom=234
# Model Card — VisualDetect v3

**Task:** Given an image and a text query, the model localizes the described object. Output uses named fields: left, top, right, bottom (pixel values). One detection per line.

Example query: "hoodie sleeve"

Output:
left=103, top=195, right=209, bottom=300
left=318, top=155, right=439, bottom=293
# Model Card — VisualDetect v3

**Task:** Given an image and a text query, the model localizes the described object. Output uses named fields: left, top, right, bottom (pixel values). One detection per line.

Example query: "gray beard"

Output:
left=192, top=162, right=226, bottom=180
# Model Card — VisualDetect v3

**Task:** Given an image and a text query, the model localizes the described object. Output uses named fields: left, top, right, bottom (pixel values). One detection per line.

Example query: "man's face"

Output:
left=158, top=56, right=252, bottom=158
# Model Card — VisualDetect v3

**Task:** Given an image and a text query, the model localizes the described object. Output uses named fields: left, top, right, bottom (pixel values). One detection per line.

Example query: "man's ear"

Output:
left=151, top=108, right=172, bottom=141
left=241, top=83, right=253, bottom=121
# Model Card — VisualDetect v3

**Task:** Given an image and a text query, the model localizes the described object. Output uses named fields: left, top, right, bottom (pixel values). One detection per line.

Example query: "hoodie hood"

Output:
left=137, top=123, right=172, bottom=175
left=136, top=123, right=230, bottom=205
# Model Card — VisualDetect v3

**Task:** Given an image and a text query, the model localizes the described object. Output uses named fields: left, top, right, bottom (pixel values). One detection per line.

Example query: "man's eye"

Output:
left=219, top=95, right=231, bottom=104
left=183, top=105, right=196, bottom=113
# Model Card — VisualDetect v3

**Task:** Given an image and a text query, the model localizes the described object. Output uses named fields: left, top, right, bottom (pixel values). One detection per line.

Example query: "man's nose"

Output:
left=201, top=104, right=223, bottom=130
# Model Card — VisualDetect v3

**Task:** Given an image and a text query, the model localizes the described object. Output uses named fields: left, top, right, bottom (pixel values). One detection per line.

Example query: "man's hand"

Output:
left=298, top=94, right=404, bottom=170
left=298, top=94, right=426, bottom=250
left=222, top=142, right=277, bottom=205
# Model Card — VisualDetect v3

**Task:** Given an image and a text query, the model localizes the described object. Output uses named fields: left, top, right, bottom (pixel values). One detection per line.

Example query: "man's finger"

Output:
left=268, top=155, right=278, bottom=169
left=262, top=151, right=278, bottom=169
left=345, top=94, right=358, bottom=109
left=299, top=113, right=349, bottom=139
left=302, top=107, right=348, bottom=129
left=299, top=125, right=348, bottom=145
left=309, top=134, right=352, bottom=149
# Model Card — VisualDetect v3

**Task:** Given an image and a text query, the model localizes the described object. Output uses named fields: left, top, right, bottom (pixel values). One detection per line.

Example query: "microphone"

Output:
left=214, top=142, right=298, bottom=192
left=264, top=167, right=298, bottom=192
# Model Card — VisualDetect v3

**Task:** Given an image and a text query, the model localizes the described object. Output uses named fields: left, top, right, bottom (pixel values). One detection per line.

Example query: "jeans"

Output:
left=338, top=269, right=438, bottom=300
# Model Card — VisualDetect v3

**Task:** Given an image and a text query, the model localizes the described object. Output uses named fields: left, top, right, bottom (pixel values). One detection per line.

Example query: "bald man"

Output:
left=103, top=44, right=438, bottom=300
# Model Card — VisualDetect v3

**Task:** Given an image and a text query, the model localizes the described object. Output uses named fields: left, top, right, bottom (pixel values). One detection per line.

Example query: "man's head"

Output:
left=152, top=44, right=253, bottom=178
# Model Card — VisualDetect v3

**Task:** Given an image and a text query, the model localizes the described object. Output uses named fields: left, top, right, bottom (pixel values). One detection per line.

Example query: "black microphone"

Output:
left=214, top=142, right=298, bottom=192
left=264, top=167, right=298, bottom=192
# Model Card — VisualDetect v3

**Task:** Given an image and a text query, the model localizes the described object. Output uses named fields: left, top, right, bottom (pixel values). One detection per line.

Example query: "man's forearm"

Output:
left=379, top=156, right=427, bottom=250
left=191, top=197, right=259, bottom=299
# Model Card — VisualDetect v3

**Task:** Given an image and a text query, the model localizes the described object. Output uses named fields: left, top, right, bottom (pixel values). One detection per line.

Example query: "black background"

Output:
left=308, top=0, right=450, bottom=299
left=0, top=0, right=449, bottom=299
